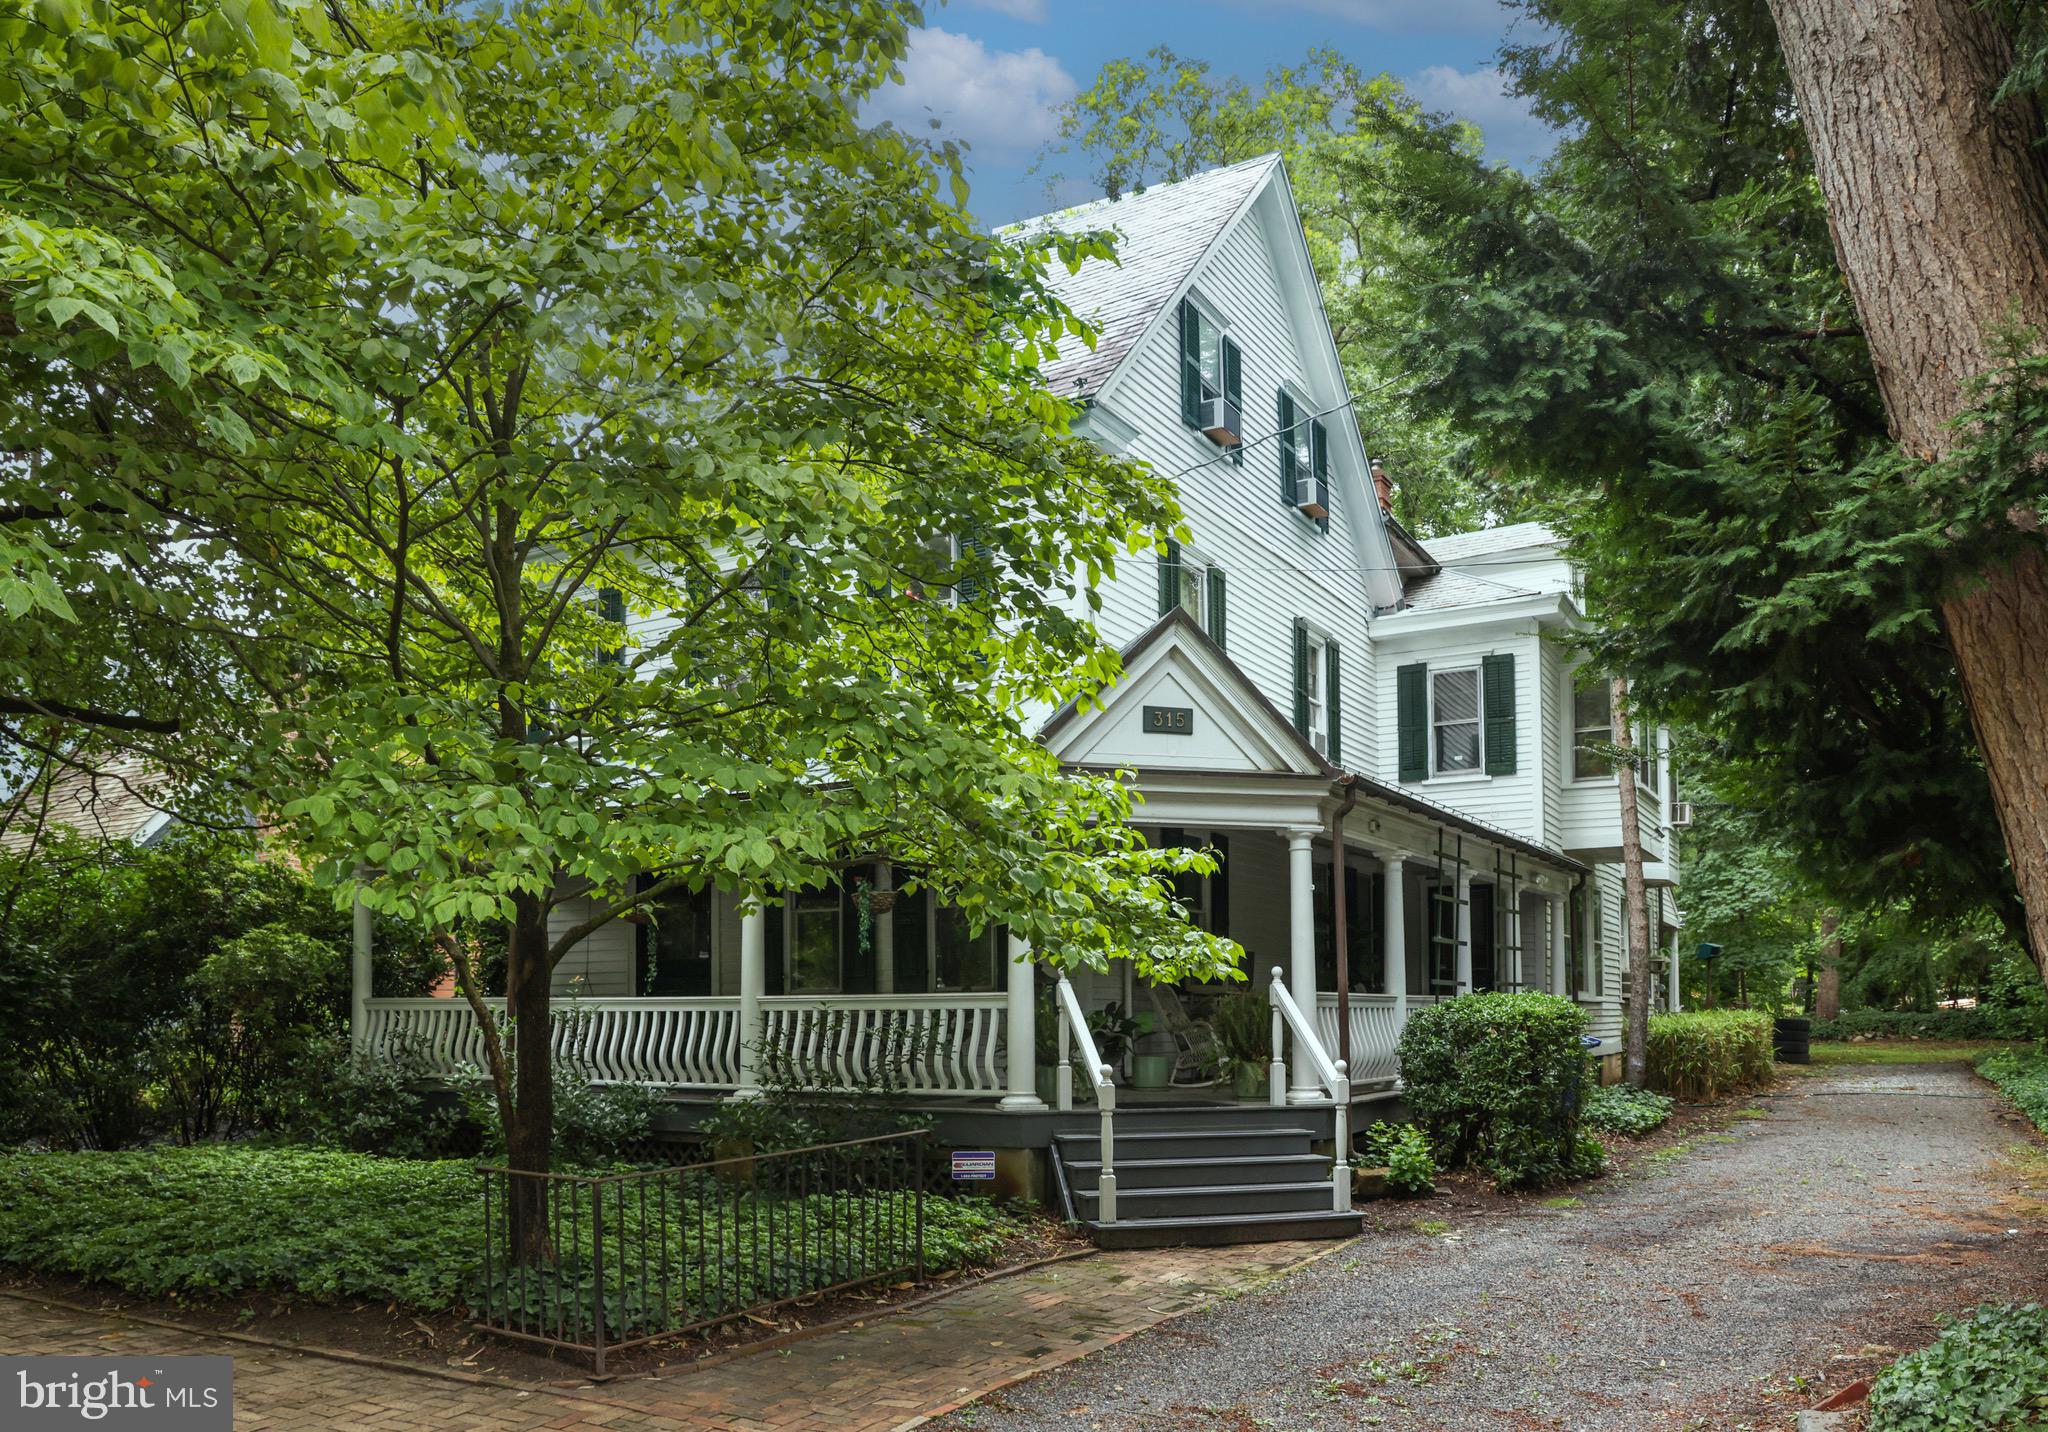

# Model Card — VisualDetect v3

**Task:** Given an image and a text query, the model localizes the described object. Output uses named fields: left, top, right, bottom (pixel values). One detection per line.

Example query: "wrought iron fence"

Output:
left=475, top=1131, right=927, bottom=1372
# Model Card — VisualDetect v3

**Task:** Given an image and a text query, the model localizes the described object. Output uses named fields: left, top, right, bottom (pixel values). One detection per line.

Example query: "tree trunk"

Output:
left=1815, top=910, right=1843, bottom=1022
left=504, top=893, right=555, bottom=1263
left=1611, top=678, right=1654, bottom=1087
left=1768, top=0, right=2048, bottom=988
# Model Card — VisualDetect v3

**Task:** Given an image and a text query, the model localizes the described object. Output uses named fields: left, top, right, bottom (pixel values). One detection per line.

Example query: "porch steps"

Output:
left=1051, top=1110, right=1364, bottom=1250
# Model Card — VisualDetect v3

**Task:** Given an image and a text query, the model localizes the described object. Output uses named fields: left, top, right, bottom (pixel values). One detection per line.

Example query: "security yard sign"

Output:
left=951, top=1150, right=996, bottom=1180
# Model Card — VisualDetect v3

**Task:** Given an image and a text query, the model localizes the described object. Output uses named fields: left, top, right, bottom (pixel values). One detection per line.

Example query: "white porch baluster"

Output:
left=1000, top=933, right=1044, bottom=1110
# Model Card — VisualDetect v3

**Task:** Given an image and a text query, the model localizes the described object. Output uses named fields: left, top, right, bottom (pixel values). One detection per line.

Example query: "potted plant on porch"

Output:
left=1210, top=986, right=1270, bottom=1100
left=1088, top=1001, right=1139, bottom=1082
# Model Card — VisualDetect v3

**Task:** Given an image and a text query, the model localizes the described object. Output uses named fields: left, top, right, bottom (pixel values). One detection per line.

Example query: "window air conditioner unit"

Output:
left=1670, top=801, right=1694, bottom=829
left=1289, top=457, right=1329, bottom=520
left=1196, top=393, right=1242, bottom=447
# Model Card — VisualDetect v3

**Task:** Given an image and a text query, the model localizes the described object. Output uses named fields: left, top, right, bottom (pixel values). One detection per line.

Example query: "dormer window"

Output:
left=1177, top=298, right=1243, bottom=461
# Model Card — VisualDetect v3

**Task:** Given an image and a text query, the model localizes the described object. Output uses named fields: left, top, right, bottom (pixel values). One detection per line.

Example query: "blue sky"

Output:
left=866, top=0, right=1557, bottom=225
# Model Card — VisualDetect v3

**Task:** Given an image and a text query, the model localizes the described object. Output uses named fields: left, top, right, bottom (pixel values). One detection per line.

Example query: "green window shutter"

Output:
left=1206, top=566, right=1227, bottom=648
left=1291, top=619, right=1310, bottom=737
left=1178, top=300, right=1201, bottom=427
left=1277, top=391, right=1298, bottom=505
left=1397, top=662, right=1429, bottom=782
left=1482, top=652, right=1517, bottom=775
left=1156, top=538, right=1181, bottom=619
left=953, top=531, right=990, bottom=603
left=1222, top=337, right=1244, bottom=466
left=1325, top=640, right=1343, bottom=766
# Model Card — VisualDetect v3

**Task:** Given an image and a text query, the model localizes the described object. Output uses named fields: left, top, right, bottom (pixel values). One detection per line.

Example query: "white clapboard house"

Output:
left=355, top=156, right=1685, bottom=1244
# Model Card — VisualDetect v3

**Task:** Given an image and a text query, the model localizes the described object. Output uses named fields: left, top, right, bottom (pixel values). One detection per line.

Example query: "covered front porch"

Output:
left=351, top=614, right=1591, bottom=1121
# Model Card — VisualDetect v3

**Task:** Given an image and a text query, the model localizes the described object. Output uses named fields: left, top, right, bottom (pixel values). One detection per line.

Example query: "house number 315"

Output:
left=1143, top=705, right=1194, bottom=735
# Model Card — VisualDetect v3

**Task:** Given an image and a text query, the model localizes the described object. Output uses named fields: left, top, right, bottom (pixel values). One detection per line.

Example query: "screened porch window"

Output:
left=788, top=889, right=841, bottom=993
left=1432, top=667, right=1482, bottom=774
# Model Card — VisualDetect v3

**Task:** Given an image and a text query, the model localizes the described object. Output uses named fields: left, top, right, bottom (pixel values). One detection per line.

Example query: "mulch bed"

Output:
left=1, top=1211, right=1088, bottom=1386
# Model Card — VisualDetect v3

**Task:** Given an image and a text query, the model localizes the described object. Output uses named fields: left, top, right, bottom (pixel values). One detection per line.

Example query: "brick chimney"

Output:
left=1370, top=458, right=1393, bottom=514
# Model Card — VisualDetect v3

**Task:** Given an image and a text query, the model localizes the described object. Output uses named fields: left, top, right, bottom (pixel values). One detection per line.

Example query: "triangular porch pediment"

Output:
left=1040, top=612, right=1329, bottom=778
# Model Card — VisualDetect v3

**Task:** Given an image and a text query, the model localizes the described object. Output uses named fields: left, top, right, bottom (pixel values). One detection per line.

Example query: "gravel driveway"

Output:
left=930, top=1063, right=2048, bottom=1431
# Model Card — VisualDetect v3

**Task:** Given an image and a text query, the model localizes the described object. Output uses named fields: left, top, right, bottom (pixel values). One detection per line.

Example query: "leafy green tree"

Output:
left=1347, top=0, right=2026, bottom=957
left=2, top=0, right=1238, bottom=1202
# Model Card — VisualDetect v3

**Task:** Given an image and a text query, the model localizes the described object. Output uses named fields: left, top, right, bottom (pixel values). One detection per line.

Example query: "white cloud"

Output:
left=866, top=28, right=1077, bottom=158
left=1406, top=63, right=1558, bottom=170
left=960, top=0, right=1048, bottom=19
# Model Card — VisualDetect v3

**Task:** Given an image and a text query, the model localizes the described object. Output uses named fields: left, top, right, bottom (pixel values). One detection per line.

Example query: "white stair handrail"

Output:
left=1053, top=974, right=1117, bottom=1224
left=1269, top=967, right=1352, bottom=1214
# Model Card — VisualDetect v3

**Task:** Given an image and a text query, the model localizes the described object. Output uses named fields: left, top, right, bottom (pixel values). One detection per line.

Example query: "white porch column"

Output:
left=1454, top=868, right=1473, bottom=995
left=1382, top=857, right=1407, bottom=1029
left=736, top=903, right=766, bottom=1095
left=1667, top=927, right=1682, bottom=1012
left=874, top=860, right=895, bottom=995
left=349, top=884, right=373, bottom=1051
left=1284, top=827, right=1319, bottom=1103
left=1000, top=933, right=1045, bottom=1110
left=1550, top=893, right=1570, bottom=998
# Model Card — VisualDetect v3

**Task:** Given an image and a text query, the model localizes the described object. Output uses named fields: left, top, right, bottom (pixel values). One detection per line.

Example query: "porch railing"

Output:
left=1269, top=968, right=1351, bottom=1214
left=360, top=993, right=1008, bottom=1095
left=1053, top=973, right=1117, bottom=1223
left=1313, top=994, right=1406, bottom=1084
left=759, top=994, right=1006, bottom=1096
left=362, top=997, right=743, bottom=1088
left=475, top=1131, right=926, bottom=1375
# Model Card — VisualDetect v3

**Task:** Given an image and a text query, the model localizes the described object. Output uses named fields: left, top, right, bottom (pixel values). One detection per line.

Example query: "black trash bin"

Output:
left=1773, top=1016, right=1811, bottom=1064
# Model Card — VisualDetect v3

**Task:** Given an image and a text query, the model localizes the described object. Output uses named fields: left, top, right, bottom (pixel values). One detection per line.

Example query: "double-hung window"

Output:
left=1177, top=299, right=1243, bottom=459
left=1158, top=540, right=1228, bottom=647
left=1572, top=680, right=1613, bottom=780
left=1304, top=631, right=1329, bottom=754
left=1431, top=667, right=1483, bottom=775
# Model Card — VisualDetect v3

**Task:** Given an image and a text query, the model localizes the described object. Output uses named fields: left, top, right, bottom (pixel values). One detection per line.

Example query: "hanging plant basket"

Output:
left=864, top=889, right=899, bottom=914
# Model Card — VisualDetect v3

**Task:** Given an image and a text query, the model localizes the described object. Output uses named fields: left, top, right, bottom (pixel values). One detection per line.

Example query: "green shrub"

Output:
left=1977, top=1048, right=2048, bottom=1135
left=459, top=1065, right=667, bottom=1168
left=286, top=1032, right=467, bottom=1159
left=1812, top=1006, right=2047, bottom=1042
left=1360, top=1121, right=1435, bottom=1195
left=1396, top=993, right=1603, bottom=1189
left=1645, top=1011, right=1774, bottom=1101
left=1583, top=1083, right=1675, bottom=1136
left=1867, top=1303, right=2048, bottom=1431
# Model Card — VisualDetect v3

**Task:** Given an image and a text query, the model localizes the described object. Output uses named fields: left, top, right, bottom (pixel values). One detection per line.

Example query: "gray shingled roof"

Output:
left=1398, top=566, right=1545, bottom=612
left=1001, top=155, right=1281, bottom=399
left=1419, top=520, right=1558, bottom=563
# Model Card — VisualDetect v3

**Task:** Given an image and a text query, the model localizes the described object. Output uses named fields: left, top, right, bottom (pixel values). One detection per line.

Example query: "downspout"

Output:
left=1330, top=776, right=1359, bottom=1072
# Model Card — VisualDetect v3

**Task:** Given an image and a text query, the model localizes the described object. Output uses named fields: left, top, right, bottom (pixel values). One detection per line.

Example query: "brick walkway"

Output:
left=0, top=1241, right=1331, bottom=1431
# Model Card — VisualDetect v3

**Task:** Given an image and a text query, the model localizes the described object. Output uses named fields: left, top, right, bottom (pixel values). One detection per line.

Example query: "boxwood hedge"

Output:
left=1395, top=993, right=1604, bottom=1189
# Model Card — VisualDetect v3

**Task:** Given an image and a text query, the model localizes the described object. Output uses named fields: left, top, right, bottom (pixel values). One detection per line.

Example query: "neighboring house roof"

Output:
left=1002, top=155, right=1283, bottom=401
left=1398, top=567, right=1546, bottom=613
left=0, top=753, right=173, bottom=853
left=1417, top=520, right=1558, bottom=563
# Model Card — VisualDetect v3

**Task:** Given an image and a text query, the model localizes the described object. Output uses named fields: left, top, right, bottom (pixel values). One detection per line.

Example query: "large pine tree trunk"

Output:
left=1769, top=0, right=2048, bottom=986
left=1611, top=678, right=1654, bottom=1086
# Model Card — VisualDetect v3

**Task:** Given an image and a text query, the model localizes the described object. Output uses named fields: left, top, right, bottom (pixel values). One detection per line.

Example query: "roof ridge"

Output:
left=1001, top=153, right=1281, bottom=235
